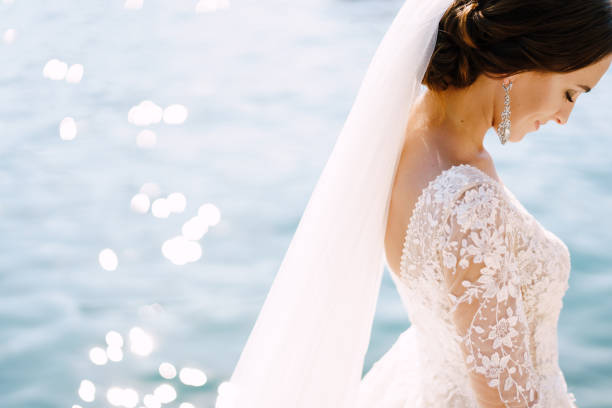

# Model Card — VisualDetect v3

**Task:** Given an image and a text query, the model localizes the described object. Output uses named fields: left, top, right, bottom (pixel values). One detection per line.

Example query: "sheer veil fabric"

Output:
left=216, top=1, right=454, bottom=407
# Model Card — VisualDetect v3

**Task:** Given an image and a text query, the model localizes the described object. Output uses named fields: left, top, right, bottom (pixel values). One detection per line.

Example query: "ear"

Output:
left=502, top=75, right=517, bottom=86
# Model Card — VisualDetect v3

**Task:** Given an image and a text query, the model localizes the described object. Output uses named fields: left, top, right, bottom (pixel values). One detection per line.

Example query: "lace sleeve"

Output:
left=440, top=182, right=541, bottom=407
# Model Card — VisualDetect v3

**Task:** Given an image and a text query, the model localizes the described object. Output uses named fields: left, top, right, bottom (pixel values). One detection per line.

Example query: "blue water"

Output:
left=1, top=1, right=611, bottom=407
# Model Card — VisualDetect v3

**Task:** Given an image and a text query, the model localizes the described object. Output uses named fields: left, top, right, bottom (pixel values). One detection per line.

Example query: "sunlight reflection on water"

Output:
left=2, top=0, right=611, bottom=406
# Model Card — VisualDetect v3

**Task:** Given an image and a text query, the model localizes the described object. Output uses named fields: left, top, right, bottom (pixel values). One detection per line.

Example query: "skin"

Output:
left=382, top=54, right=612, bottom=408
left=384, top=54, right=612, bottom=277
left=417, top=53, right=612, bottom=162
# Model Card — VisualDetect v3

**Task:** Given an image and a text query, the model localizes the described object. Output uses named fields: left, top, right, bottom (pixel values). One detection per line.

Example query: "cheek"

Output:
left=514, top=87, right=555, bottom=119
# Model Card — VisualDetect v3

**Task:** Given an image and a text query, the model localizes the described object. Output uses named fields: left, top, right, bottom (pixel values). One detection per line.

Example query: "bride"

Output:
left=217, top=0, right=612, bottom=407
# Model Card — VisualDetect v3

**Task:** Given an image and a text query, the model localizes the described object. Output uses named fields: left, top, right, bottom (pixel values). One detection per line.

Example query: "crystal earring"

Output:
left=497, top=80, right=512, bottom=145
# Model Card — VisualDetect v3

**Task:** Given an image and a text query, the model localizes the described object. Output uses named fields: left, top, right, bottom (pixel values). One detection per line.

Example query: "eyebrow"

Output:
left=578, top=84, right=592, bottom=93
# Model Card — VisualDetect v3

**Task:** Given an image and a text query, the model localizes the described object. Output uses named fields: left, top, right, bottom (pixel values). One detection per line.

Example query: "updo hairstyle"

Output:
left=422, top=0, right=612, bottom=92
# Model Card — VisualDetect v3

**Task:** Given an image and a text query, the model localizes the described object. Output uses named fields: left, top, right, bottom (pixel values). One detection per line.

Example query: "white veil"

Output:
left=216, top=0, right=454, bottom=407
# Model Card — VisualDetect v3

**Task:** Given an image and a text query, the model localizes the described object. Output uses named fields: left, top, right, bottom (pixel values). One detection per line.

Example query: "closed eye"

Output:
left=565, top=91, right=574, bottom=103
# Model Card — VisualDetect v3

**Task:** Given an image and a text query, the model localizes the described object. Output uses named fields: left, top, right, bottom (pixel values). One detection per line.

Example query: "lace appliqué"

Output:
left=441, top=182, right=542, bottom=407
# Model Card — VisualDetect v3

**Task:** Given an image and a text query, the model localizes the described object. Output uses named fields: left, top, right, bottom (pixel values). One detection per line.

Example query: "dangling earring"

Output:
left=497, top=80, right=512, bottom=145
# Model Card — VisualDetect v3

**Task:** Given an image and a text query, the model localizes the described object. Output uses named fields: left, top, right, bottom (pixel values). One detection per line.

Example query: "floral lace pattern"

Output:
left=391, top=164, right=577, bottom=408
left=441, top=181, right=540, bottom=406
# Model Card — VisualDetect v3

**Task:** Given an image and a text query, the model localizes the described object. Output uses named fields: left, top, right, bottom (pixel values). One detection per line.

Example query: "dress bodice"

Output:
left=388, top=163, right=577, bottom=407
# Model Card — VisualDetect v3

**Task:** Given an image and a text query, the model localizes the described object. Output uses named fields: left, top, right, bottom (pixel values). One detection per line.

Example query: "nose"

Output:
left=555, top=103, right=574, bottom=125
left=555, top=113, right=569, bottom=125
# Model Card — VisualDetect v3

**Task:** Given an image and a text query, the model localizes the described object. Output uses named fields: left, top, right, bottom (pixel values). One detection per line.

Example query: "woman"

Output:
left=218, top=1, right=612, bottom=407
left=361, top=1, right=612, bottom=406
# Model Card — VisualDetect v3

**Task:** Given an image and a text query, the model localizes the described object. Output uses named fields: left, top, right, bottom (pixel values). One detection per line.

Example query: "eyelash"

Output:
left=565, top=91, right=574, bottom=103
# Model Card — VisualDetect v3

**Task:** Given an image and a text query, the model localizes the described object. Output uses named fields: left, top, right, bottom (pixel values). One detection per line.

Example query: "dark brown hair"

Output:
left=422, top=0, right=612, bottom=91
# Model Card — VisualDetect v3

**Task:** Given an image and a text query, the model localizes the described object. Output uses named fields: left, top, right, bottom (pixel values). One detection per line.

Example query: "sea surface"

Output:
left=1, top=1, right=611, bottom=407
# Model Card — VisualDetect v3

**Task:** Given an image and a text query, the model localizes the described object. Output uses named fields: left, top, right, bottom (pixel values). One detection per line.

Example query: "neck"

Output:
left=411, top=77, right=499, bottom=163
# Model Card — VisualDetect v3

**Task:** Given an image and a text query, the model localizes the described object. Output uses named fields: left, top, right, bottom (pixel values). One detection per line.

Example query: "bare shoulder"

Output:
left=399, top=146, right=501, bottom=194
left=469, top=153, right=503, bottom=186
left=384, top=136, right=502, bottom=275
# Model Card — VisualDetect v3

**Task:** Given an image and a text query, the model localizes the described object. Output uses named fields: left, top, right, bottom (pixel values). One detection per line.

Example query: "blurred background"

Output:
left=1, top=0, right=611, bottom=407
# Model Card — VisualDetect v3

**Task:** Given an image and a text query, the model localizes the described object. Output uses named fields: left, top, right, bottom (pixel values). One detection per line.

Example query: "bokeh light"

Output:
left=162, top=104, right=188, bottom=125
left=129, top=327, right=153, bottom=356
left=151, top=198, right=170, bottom=218
left=178, top=367, right=207, bottom=387
left=166, top=192, right=186, bottom=213
left=78, top=379, right=96, bottom=402
left=130, top=193, right=151, bottom=214
left=137, top=129, right=157, bottom=149
left=105, top=330, right=124, bottom=348
left=161, top=236, right=202, bottom=265
left=66, top=64, right=84, bottom=83
left=99, top=249, right=119, bottom=271
left=89, top=347, right=108, bottom=366
left=143, top=393, right=162, bottom=408
left=215, top=381, right=239, bottom=408
left=59, top=117, right=77, bottom=141
left=106, top=345, right=124, bottom=362
left=158, top=362, right=176, bottom=379
left=182, top=216, right=209, bottom=241
left=43, top=58, right=68, bottom=80
left=106, top=387, right=139, bottom=408
left=128, top=100, right=163, bottom=126
left=198, top=203, right=221, bottom=226
left=153, top=384, right=176, bottom=404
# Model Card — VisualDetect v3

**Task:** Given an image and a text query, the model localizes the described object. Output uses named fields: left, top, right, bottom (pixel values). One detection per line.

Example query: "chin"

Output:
left=509, top=131, right=526, bottom=143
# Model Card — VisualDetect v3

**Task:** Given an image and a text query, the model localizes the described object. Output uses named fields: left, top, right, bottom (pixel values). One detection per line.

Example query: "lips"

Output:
left=535, top=120, right=540, bottom=130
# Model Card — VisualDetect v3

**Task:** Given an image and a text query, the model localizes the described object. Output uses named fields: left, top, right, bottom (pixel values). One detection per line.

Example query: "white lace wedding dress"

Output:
left=356, top=164, right=578, bottom=407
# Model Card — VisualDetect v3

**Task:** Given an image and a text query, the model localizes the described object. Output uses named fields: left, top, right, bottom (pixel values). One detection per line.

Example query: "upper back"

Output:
left=384, top=136, right=502, bottom=276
